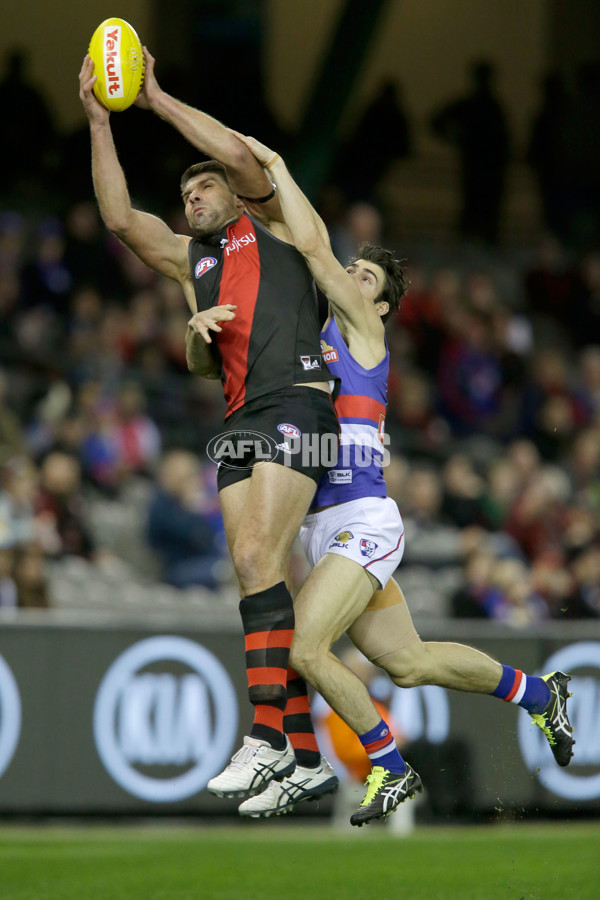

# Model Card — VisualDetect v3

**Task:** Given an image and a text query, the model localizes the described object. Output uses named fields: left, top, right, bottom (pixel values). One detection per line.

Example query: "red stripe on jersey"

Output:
left=218, top=215, right=260, bottom=417
left=335, top=394, right=386, bottom=423
left=244, top=629, right=294, bottom=652
left=247, top=666, right=288, bottom=688
left=505, top=669, right=523, bottom=702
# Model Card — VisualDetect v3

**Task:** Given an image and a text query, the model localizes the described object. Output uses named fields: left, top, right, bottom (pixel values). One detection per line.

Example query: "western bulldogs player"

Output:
left=236, top=135, right=574, bottom=827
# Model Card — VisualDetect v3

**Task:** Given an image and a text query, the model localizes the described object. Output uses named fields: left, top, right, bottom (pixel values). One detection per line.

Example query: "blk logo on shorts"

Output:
left=330, top=530, right=354, bottom=550
left=360, top=539, right=378, bottom=558
left=195, top=257, right=217, bottom=278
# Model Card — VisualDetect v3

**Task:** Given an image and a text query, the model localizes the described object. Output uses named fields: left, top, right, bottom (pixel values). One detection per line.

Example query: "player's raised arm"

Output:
left=79, top=55, right=189, bottom=283
left=238, top=135, right=369, bottom=331
left=136, top=49, right=283, bottom=223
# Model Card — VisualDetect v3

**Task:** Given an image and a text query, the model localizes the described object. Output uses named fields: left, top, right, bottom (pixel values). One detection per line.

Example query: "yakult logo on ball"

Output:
left=518, top=642, right=600, bottom=801
left=103, top=26, right=124, bottom=98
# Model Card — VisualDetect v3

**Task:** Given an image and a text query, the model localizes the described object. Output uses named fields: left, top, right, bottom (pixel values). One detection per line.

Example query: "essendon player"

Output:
left=79, top=51, right=338, bottom=796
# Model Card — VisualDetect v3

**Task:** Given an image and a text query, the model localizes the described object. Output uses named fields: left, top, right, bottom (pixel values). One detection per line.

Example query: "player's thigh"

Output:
left=365, top=576, right=406, bottom=611
left=234, top=462, right=317, bottom=560
left=293, top=552, right=378, bottom=652
left=218, top=477, right=253, bottom=553
left=347, top=578, right=421, bottom=663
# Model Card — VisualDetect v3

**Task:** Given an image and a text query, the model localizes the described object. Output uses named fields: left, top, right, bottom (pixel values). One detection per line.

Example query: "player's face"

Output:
left=182, top=173, right=243, bottom=237
left=345, top=259, right=388, bottom=313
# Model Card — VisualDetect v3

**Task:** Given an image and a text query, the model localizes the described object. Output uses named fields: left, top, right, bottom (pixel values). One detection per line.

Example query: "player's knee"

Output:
left=232, top=539, right=280, bottom=593
left=289, top=634, right=320, bottom=679
left=381, top=641, right=430, bottom=688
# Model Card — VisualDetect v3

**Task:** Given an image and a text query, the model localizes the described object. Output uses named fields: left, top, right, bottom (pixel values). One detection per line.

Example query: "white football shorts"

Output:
left=299, top=496, right=405, bottom=589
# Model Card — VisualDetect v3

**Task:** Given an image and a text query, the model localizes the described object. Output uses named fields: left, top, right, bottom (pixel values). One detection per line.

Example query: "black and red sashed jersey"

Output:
left=189, top=213, right=331, bottom=418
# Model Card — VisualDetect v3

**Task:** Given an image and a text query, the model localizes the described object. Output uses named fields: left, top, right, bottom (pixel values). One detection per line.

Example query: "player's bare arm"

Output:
left=79, top=55, right=190, bottom=283
left=135, top=48, right=284, bottom=227
left=238, top=135, right=383, bottom=341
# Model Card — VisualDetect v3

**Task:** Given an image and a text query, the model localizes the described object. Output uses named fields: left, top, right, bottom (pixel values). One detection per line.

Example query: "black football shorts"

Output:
left=213, top=386, right=339, bottom=492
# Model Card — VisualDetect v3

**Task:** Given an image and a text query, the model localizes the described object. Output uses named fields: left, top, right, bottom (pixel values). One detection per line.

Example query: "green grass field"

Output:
left=0, top=822, right=597, bottom=900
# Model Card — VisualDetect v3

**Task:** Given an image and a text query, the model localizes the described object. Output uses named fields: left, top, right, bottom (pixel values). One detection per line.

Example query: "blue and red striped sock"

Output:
left=492, top=665, right=550, bottom=714
left=358, top=719, right=406, bottom=774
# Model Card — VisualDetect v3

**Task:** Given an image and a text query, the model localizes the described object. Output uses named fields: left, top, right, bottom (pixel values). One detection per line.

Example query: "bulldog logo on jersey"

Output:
left=330, top=530, right=354, bottom=550
left=360, top=539, right=378, bottom=558
left=320, top=339, right=339, bottom=364
left=195, top=257, right=217, bottom=278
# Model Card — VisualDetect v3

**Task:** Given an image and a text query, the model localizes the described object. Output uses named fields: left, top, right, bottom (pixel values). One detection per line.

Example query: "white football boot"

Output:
left=238, top=755, right=339, bottom=817
left=207, top=735, right=296, bottom=799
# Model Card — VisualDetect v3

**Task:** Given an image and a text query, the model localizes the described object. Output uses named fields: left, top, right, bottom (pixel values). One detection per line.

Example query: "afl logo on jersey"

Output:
left=195, top=257, right=217, bottom=278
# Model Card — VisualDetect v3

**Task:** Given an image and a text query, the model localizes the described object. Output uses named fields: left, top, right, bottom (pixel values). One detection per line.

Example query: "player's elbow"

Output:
left=105, top=211, right=135, bottom=240
left=223, top=139, right=255, bottom=176
left=186, top=353, right=204, bottom=375
left=298, top=221, right=331, bottom=258
left=291, top=230, right=324, bottom=262
left=187, top=352, right=218, bottom=378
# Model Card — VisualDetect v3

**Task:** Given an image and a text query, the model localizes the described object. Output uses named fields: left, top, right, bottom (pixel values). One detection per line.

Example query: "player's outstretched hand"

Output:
left=188, top=305, right=237, bottom=344
left=135, top=47, right=163, bottom=110
left=231, top=132, right=279, bottom=169
left=79, top=55, right=109, bottom=124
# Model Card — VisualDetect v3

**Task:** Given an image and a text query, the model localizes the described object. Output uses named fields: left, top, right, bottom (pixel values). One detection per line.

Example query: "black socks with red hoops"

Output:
left=239, top=582, right=295, bottom=751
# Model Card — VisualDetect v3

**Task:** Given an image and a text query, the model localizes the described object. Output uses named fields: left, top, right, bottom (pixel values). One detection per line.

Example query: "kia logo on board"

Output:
left=0, top=652, right=21, bottom=780
left=94, top=636, right=238, bottom=802
left=518, top=642, right=600, bottom=801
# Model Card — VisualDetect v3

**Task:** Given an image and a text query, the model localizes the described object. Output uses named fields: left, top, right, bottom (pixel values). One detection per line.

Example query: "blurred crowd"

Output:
left=0, top=47, right=599, bottom=623
left=0, top=192, right=599, bottom=624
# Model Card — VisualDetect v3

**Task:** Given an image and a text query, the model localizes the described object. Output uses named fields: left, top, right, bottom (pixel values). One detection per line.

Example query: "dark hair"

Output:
left=180, top=160, right=231, bottom=196
left=351, top=241, right=409, bottom=323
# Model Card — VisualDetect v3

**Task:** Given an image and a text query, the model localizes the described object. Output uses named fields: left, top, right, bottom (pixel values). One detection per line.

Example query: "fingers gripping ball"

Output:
left=88, top=18, right=144, bottom=111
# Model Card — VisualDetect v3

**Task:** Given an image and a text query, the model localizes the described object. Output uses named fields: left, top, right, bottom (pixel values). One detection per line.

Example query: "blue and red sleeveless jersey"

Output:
left=188, top=213, right=330, bottom=418
left=312, top=316, right=388, bottom=507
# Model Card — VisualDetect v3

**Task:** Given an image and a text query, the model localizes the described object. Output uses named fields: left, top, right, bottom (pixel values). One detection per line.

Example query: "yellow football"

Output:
left=88, top=18, right=145, bottom=112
